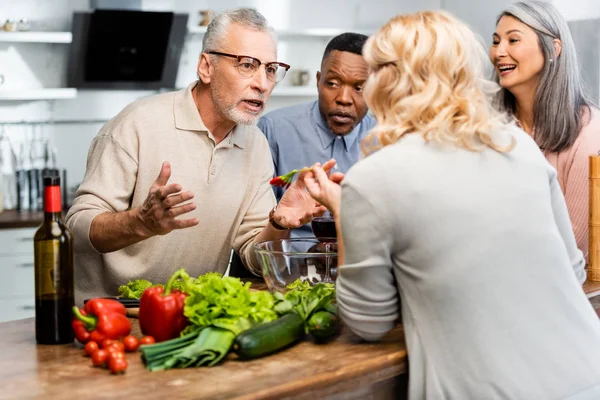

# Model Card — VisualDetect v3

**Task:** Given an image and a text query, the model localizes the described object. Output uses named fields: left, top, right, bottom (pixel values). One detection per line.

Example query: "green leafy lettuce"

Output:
left=182, top=272, right=278, bottom=336
left=118, top=279, right=155, bottom=299
left=273, top=279, right=336, bottom=333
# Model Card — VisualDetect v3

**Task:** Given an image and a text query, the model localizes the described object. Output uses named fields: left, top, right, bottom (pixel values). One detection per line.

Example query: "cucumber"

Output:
left=233, top=313, right=305, bottom=359
left=307, top=311, right=339, bottom=342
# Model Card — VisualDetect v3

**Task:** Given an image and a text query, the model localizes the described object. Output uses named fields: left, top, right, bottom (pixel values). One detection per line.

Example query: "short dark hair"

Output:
left=322, top=32, right=368, bottom=64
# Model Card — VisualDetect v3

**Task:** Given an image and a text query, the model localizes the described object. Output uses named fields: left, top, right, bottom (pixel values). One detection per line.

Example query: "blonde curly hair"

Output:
left=362, top=11, right=514, bottom=154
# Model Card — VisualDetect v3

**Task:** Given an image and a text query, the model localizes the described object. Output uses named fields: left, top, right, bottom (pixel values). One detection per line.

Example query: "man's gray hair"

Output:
left=202, top=8, right=276, bottom=53
left=493, top=1, right=595, bottom=152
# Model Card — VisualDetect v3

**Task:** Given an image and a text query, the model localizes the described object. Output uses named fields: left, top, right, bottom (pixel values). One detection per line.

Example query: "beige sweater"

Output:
left=66, top=82, right=276, bottom=304
left=544, top=109, right=600, bottom=261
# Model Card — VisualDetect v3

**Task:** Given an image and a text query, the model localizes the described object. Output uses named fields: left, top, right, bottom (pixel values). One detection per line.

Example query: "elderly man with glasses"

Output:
left=66, top=8, right=331, bottom=304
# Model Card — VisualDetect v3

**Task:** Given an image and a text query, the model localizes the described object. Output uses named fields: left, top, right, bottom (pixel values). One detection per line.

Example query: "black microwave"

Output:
left=67, top=10, right=188, bottom=90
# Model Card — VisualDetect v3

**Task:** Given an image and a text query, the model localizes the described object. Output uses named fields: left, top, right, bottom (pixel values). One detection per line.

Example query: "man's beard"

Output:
left=211, top=86, right=262, bottom=125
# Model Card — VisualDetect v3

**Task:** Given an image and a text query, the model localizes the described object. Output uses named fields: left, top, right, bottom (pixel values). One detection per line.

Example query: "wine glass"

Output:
left=310, top=212, right=336, bottom=283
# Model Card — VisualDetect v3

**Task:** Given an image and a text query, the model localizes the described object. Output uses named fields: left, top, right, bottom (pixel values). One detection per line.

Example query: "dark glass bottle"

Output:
left=34, top=176, right=74, bottom=344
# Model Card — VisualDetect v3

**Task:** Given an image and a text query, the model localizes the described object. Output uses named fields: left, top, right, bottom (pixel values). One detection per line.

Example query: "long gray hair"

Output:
left=202, top=8, right=275, bottom=53
left=493, top=1, right=594, bottom=152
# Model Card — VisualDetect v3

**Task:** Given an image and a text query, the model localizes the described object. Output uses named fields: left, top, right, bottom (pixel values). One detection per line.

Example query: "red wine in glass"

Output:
left=311, top=216, right=336, bottom=283
left=311, top=217, right=336, bottom=242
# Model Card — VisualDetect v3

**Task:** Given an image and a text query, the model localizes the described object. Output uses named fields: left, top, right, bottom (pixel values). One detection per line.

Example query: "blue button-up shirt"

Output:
left=258, top=100, right=376, bottom=237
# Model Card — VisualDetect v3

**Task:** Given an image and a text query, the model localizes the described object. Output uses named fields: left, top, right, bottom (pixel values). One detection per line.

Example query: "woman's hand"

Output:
left=273, top=159, right=337, bottom=228
left=303, top=163, right=344, bottom=219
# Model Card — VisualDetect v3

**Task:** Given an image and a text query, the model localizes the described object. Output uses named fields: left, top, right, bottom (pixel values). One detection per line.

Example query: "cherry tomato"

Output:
left=101, top=339, right=118, bottom=349
left=91, top=349, right=108, bottom=368
left=108, top=341, right=125, bottom=352
left=104, top=343, right=125, bottom=357
left=84, top=341, right=99, bottom=357
left=109, top=357, right=128, bottom=374
left=139, top=336, right=155, bottom=345
left=122, top=335, right=139, bottom=352
left=107, top=350, right=126, bottom=364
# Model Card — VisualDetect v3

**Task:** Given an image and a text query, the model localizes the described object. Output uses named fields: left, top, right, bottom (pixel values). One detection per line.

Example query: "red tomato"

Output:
left=84, top=341, right=99, bottom=357
left=107, top=350, right=126, bottom=365
left=123, top=335, right=139, bottom=352
left=104, top=343, right=125, bottom=357
left=108, top=341, right=125, bottom=352
left=91, top=349, right=108, bottom=368
left=101, top=339, right=118, bottom=349
left=139, top=336, right=155, bottom=345
left=109, top=357, right=128, bottom=374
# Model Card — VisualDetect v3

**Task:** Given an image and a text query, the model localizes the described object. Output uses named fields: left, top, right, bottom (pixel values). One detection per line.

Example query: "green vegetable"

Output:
left=182, top=273, right=278, bottom=336
left=307, top=311, right=339, bottom=342
left=141, top=327, right=202, bottom=371
left=142, top=327, right=236, bottom=371
left=117, top=279, right=155, bottom=299
left=273, top=280, right=336, bottom=333
left=117, top=272, right=222, bottom=299
left=142, top=270, right=279, bottom=371
left=233, top=313, right=305, bottom=359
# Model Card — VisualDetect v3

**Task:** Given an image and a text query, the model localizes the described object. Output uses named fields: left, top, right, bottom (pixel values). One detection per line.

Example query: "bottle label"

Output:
left=44, top=186, right=61, bottom=213
left=35, top=240, right=60, bottom=296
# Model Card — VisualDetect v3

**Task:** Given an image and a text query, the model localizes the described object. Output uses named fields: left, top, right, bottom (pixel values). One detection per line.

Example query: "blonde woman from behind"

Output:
left=301, top=11, right=600, bottom=400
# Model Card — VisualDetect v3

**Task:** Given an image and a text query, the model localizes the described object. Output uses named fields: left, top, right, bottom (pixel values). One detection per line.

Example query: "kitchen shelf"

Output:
left=0, top=88, right=77, bottom=101
left=0, top=31, right=72, bottom=43
left=187, top=26, right=373, bottom=38
left=272, top=86, right=317, bottom=97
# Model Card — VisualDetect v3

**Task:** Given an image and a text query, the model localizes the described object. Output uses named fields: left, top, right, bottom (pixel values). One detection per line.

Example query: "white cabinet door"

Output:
left=0, top=296, right=35, bottom=322
left=0, top=254, right=35, bottom=299
left=0, top=228, right=36, bottom=255
left=0, top=228, right=37, bottom=321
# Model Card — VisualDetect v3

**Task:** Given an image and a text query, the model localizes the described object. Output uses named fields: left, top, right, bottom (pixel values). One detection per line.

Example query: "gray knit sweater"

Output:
left=337, top=127, right=600, bottom=400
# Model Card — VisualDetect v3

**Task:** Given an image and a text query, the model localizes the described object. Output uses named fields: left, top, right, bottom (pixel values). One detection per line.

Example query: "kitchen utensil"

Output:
left=254, top=238, right=338, bottom=292
left=589, top=153, right=600, bottom=281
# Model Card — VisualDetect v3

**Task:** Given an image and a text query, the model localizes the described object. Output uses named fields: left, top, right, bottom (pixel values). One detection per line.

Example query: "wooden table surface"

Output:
left=0, top=313, right=406, bottom=400
left=4, top=277, right=600, bottom=400
left=0, top=210, right=45, bottom=229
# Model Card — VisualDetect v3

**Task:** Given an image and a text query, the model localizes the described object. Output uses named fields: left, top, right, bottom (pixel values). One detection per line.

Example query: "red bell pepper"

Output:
left=72, top=299, right=131, bottom=344
left=84, top=298, right=127, bottom=317
left=139, top=269, right=189, bottom=343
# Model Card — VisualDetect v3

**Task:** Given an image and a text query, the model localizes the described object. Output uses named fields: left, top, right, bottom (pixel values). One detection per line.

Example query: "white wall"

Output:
left=552, top=0, right=600, bottom=21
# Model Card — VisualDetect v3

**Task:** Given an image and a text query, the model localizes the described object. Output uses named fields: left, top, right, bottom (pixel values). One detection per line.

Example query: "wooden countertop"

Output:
left=0, top=210, right=44, bottom=229
left=0, top=316, right=407, bottom=400
left=584, top=278, right=600, bottom=299
left=0, top=210, right=71, bottom=229
left=3, top=277, right=600, bottom=399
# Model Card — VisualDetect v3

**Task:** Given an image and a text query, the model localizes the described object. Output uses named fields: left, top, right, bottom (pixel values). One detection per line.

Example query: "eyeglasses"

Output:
left=207, top=51, right=290, bottom=83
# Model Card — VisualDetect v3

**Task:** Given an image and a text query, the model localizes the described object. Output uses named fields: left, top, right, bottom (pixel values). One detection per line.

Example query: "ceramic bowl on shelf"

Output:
left=254, top=238, right=338, bottom=293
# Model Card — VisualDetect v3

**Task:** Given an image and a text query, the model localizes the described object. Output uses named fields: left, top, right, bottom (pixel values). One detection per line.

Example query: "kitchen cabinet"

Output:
left=0, top=31, right=76, bottom=101
left=0, top=88, right=77, bottom=101
left=0, top=31, right=72, bottom=43
left=0, top=227, right=36, bottom=322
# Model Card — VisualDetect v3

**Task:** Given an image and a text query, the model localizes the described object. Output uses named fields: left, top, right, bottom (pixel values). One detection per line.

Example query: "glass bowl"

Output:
left=254, top=238, right=338, bottom=293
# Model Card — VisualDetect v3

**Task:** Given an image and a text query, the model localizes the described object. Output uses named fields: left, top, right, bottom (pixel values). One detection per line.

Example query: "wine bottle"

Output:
left=34, top=175, right=74, bottom=344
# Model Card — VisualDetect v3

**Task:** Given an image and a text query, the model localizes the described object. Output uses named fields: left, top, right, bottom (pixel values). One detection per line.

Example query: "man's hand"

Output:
left=302, top=163, right=344, bottom=219
left=136, top=161, right=199, bottom=236
left=273, top=159, right=338, bottom=228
